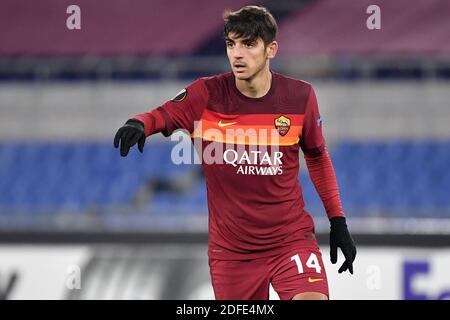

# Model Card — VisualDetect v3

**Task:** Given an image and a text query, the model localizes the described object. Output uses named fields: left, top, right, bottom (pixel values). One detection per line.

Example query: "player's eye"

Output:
left=226, top=42, right=234, bottom=48
left=244, top=41, right=255, bottom=48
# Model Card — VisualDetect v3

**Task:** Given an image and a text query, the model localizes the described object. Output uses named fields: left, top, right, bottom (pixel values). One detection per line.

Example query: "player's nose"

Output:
left=231, top=47, right=244, bottom=59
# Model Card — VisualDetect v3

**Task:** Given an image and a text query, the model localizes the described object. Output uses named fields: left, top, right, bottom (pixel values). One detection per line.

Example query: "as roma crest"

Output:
left=274, top=115, right=291, bottom=136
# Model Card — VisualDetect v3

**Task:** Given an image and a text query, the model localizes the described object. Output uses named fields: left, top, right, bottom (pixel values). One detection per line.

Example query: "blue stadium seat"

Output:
left=0, top=140, right=449, bottom=219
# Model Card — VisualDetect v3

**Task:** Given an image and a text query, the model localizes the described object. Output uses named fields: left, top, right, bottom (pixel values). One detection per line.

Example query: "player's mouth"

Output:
left=233, top=62, right=247, bottom=72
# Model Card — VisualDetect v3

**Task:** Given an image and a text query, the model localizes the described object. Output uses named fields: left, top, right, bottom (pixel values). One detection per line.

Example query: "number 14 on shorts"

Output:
left=291, top=253, right=322, bottom=274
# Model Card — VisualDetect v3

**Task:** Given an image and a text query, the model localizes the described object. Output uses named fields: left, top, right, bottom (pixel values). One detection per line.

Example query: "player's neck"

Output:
left=235, top=67, right=272, bottom=99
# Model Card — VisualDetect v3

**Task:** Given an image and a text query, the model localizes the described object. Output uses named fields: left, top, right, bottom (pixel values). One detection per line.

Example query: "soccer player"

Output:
left=114, top=6, right=356, bottom=300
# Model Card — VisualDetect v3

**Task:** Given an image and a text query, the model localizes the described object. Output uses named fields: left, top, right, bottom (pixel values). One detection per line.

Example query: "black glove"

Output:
left=113, top=119, right=146, bottom=157
left=330, top=217, right=357, bottom=274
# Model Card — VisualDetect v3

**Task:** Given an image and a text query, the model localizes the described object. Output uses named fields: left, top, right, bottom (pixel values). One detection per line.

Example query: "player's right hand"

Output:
left=113, top=119, right=146, bottom=157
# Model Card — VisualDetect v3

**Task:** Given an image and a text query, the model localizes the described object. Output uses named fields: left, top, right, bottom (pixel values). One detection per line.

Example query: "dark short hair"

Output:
left=223, top=6, right=277, bottom=46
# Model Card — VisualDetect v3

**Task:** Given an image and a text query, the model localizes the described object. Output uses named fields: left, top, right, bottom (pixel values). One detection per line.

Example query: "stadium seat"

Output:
left=0, top=140, right=449, bottom=219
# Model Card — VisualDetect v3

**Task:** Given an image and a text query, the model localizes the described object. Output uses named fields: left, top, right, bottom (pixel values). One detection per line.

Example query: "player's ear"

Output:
left=266, top=41, right=278, bottom=59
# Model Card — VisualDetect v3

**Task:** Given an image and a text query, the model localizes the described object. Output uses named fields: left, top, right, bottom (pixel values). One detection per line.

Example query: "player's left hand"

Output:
left=329, top=217, right=357, bottom=274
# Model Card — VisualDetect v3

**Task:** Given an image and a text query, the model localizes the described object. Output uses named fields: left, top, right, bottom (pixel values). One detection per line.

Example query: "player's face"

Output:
left=226, top=33, right=277, bottom=81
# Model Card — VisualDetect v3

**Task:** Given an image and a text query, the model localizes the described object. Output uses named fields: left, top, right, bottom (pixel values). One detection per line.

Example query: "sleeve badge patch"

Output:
left=171, top=88, right=187, bottom=102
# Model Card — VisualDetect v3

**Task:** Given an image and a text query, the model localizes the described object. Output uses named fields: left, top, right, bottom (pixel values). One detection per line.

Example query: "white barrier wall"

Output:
left=327, top=247, right=450, bottom=300
left=0, top=246, right=90, bottom=299
left=0, top=245, right=449, bottom=300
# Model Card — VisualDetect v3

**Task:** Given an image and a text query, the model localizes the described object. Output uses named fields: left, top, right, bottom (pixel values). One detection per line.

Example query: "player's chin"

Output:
left=233, top=70, right=253, bottom=81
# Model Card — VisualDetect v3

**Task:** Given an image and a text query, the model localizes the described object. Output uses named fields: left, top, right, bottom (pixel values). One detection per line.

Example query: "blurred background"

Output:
left=0, top=0, right=449, bottom=300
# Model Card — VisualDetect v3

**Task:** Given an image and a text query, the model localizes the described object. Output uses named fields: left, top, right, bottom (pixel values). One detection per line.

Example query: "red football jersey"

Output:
left=134, top=72, right=334, bottom=260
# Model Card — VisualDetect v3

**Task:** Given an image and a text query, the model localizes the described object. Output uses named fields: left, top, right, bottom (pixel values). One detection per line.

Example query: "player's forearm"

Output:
left=132, top=108, right=166, bottom=137
left=304, top=147, right=345, bottom=219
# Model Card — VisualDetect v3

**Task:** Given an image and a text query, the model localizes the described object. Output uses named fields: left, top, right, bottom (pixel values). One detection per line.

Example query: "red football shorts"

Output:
left=209, top=244, right=329, bottom=300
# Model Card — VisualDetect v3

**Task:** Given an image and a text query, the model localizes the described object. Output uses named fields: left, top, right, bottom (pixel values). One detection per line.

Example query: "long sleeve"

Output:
left=129, top=78, right=209, bottom=138
left=132, top=108, right=166, bottom=137
left=132, top=78, right=209, bottom=138
left=304, top=147, right=345, bottom=219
